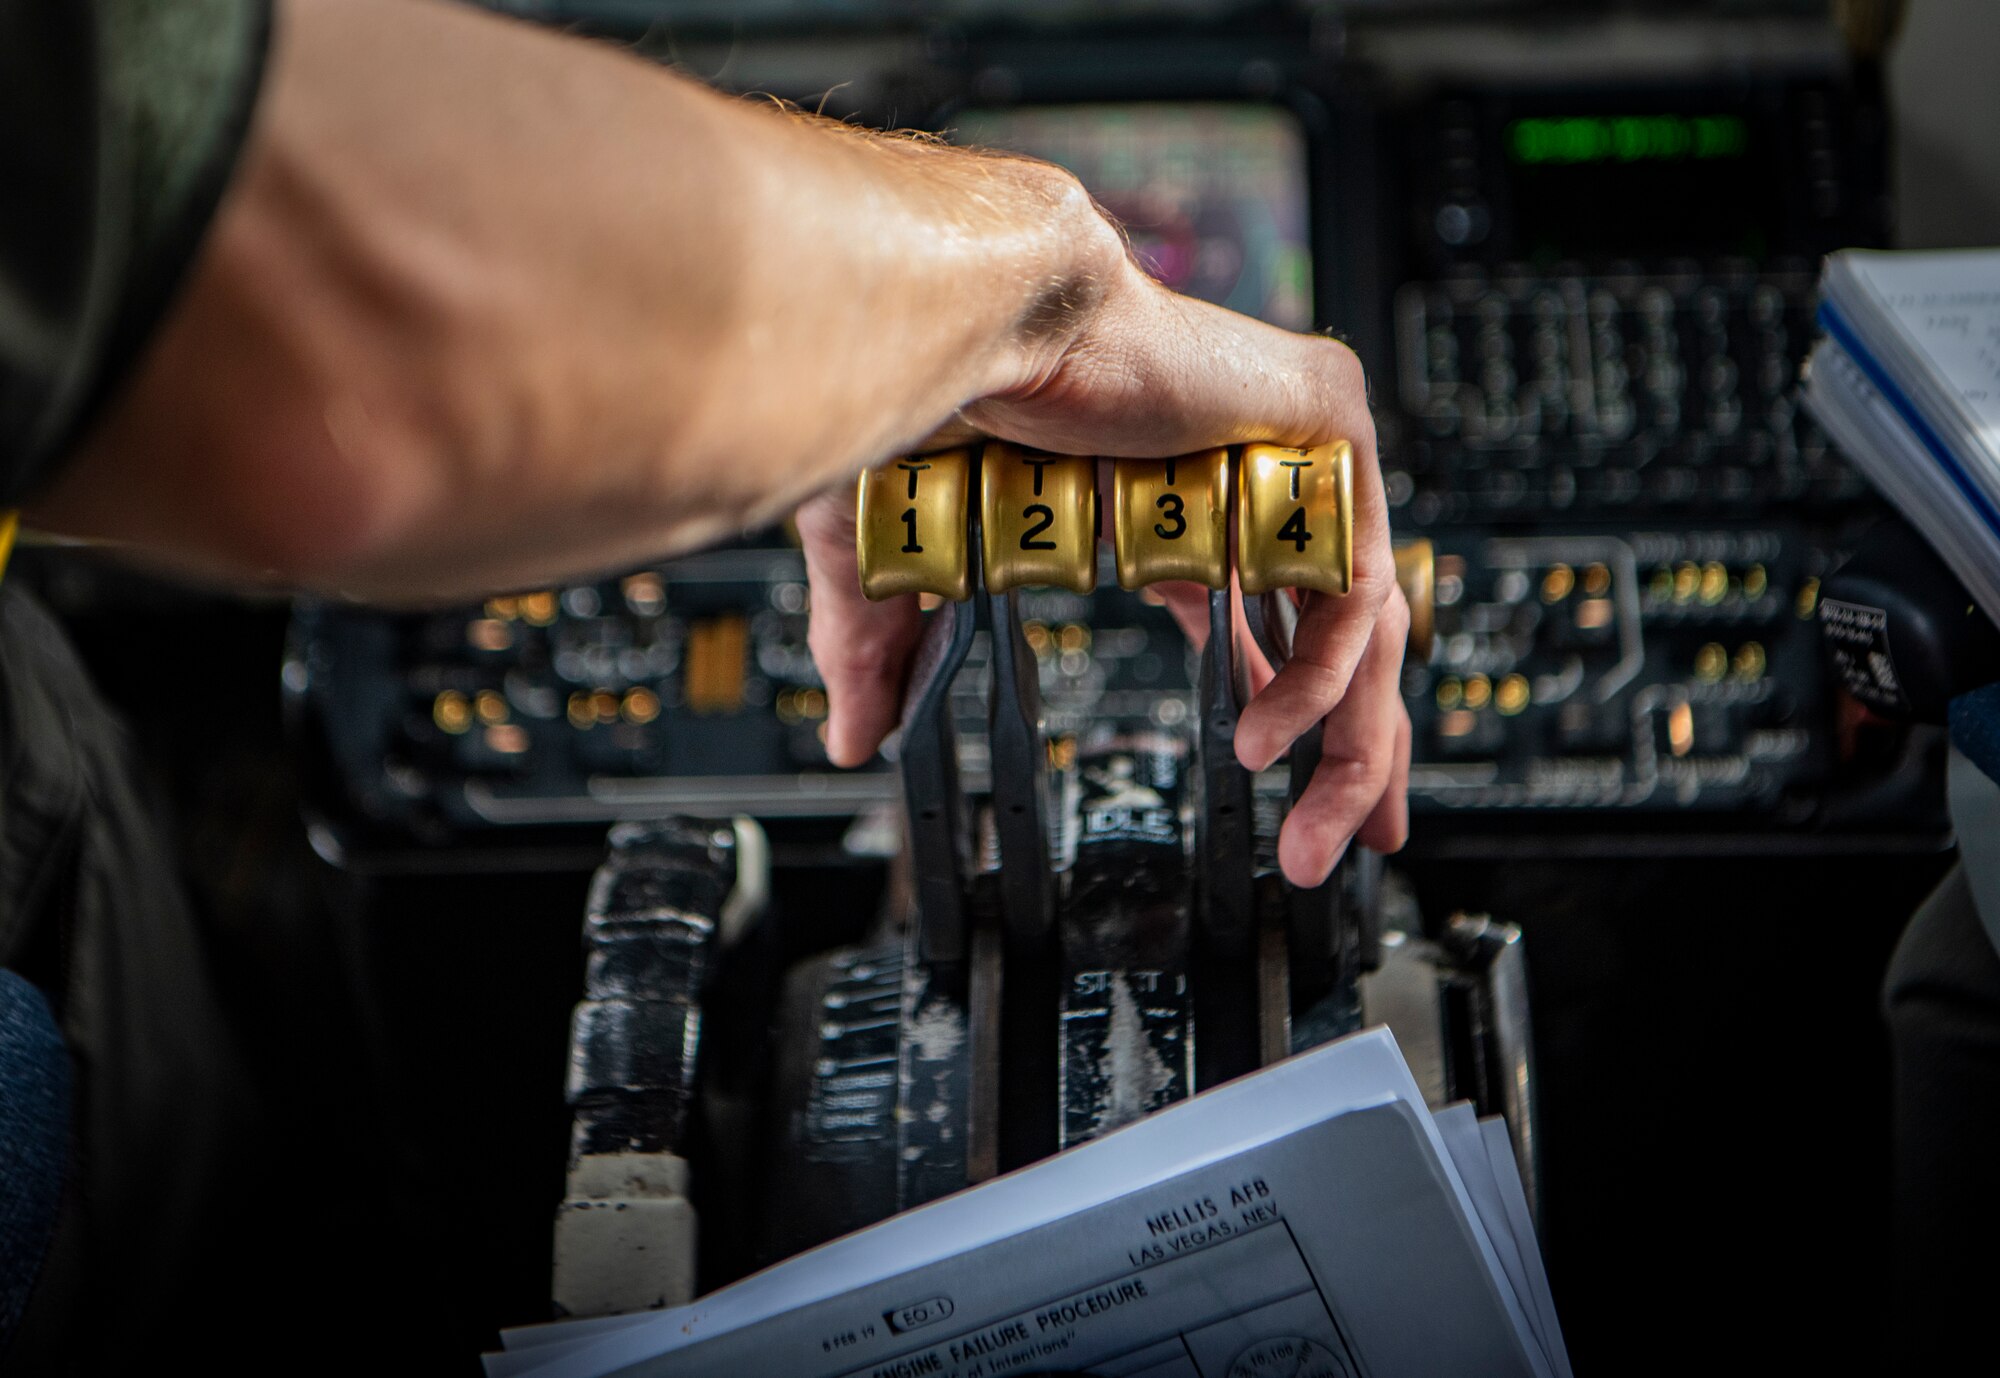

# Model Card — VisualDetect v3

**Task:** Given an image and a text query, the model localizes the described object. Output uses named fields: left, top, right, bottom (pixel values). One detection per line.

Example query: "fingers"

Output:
left=1275, top=584, right=1412, bottom=887
left=1153, top=581, right=1215, bottom=647
left=1357, top=700, right=1412, bottom=856
left=794, top=487, right=923, bottom=767
left=1234, top=437, right=1395, bottom=770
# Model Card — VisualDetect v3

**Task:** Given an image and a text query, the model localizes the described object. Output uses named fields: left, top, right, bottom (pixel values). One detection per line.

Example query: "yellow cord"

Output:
left=0, top=511, right=17, bottom=585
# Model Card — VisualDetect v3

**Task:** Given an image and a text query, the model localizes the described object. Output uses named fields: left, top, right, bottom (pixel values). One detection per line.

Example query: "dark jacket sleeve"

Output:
left=0, top=0, right=270, bottom=508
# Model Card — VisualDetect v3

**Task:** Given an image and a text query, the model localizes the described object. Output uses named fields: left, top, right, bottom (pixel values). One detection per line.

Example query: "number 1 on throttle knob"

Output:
left=856, top=448, right=973, bottom=601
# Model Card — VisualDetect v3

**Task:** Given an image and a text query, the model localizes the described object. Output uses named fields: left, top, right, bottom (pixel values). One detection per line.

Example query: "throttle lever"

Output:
left=986, top=585, right=1055, bottom=949
left=1196, top=587, right=1256, bottom=957
left=897, top=593, right=979, bottom=964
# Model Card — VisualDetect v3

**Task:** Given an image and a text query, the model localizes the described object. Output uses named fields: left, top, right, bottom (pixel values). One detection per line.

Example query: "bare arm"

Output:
left=33, top=0, right=1118, bottom=596
left=31, top=0, right=1405, bottom=883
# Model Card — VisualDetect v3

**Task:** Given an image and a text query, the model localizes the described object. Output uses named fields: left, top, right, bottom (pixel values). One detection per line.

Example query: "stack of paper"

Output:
left=1805, top=248, right=2000, bottom=625
left=486, top=1029, right=1571, bottom=1378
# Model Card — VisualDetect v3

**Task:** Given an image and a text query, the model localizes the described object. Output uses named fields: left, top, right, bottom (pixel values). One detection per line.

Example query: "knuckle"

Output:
left=1302, top=338, right=1368, bottom=418
left=1321, top=337, right=1366, bottom=392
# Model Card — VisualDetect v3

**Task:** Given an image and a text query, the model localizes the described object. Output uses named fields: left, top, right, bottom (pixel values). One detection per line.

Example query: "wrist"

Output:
left=952, top=155, right=1135, bottom=405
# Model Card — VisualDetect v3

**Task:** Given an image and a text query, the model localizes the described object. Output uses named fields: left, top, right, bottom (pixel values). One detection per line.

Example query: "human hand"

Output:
left=796, top=257, right=1409, bottom=887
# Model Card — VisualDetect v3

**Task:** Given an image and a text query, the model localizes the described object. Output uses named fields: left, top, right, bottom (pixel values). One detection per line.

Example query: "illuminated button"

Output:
left=775, top=686, right=827, bottom=724
left=519, top=591, right=559, bottom=627
left=1667, top=701, right=1694, bottom=757
left=622, top=572, right=666, bottom=616
left=1694, top=643, right=1728, bottom=683
left=1743, top=564, right=1769, bottom=600
left=433, top=691, right=473, bottom=735
left=1581, top=563, right=1612, bottom=598
left=1495, top=674, right=1531, bottom=716
left=981, top=443, right=1097, bottom=595
left=1111, top=449, right=1231, bottom=590
left=1673, top=562, right=1699, bottom=603
left=1649, top=566, right=1674, bottom=603
left=1462, top=673, right=1493, bottom=711
left=467, top=618, right=513, bottom=652
left=1576, top=598, right=1614, bottom=630
left=1237, top=441, right=1353, bottom=596
left=1699, top=561, right=1729, bottom=605
left=622, top=687, right=662, bottom=724
left=1435, top=676, right=1464, bottom=711
left=1541, top=564, right=1576, bottom=603
left=566, top=692, right=597, bottom=729
left=858, top=449, right=975, bottom=601
left=1047, top=735, right=1078, bottom=772
left=1795, top=577, right=1821, bottom=619
left=474, top=689, right=510, bottom=726
left=485, top=723, right=530, bottom=755
left=1734, top=641, right=1767, bottom=682
left=685, top=615, right=748, bottom=714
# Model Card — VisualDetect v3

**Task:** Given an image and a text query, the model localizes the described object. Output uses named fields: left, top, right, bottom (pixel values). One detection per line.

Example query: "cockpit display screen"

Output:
left=953, top=104, right=1315, bottom=331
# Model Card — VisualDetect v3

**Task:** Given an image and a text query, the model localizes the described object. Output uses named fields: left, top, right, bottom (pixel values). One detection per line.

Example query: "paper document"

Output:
left=1806, top=248, right=2000, bottom=625
left=1824, top=250, right=2000, bottom=471
left=491, top=1029, right=1566, bottom=1378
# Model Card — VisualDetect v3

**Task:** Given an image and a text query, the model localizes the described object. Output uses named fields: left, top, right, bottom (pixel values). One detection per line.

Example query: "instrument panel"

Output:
left=289, top=7, right=1946, bottom=862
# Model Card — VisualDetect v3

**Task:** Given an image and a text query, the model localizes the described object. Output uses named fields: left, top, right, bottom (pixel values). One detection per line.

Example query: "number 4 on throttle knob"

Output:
left=1237, top=440, right=1354, bottom=597
left=856, top=449, right=973, bottom=601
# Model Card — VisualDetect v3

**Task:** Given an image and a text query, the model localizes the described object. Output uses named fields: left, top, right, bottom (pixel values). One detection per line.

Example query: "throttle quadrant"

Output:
left=856, top=441, right=1357, bottom=600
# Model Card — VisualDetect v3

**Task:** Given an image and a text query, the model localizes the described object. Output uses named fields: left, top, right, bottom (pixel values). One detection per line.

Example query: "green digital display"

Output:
left=1508, top=114, right=1750, bottom=166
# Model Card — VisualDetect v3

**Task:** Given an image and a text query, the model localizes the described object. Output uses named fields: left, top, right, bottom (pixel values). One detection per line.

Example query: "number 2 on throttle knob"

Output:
left=982, top=444, right=1097, bottom=594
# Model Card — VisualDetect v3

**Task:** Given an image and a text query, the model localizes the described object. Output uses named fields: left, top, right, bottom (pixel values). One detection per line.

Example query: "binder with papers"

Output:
left=1804, top=248, right=2000, bottom=625
left=486, top=1029, right=1571, bottom=1378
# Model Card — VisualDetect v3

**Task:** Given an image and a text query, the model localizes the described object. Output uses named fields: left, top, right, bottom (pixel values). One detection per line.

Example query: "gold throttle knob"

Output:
left=857, top=449, right=974, bottom=601
left=981, top=443, right=1098, bottom=595
left=1111, top=449, right=1232, bottom=591
left=1236, top=440, right=1353, bottom=597
left=1393, top=537, right=1436, bottom=663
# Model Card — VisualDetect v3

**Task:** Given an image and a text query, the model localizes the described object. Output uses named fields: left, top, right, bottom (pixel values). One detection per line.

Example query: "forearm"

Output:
left=30, top=0, right=1114, bottom=599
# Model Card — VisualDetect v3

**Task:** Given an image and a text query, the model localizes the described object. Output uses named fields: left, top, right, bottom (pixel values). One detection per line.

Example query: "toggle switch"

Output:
left=857, top=449, right=974, bottom=601
left=1111, top=449, right=1232, bottom=590
left=1236, top=440, right=1353, bottom=597
left=981, top=443, right=1097, bottom=594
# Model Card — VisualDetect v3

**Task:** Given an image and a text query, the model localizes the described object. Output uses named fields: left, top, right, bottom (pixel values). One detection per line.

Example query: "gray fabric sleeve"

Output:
left=0, top=0, right=271, bottom=507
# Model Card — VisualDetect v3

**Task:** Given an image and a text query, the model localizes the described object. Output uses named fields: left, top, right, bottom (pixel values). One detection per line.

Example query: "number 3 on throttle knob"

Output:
left=1112, top=449, right=1231, bottom=590
left=981, top=443, right=1098, bottom=594
left=856, top=448, right=974, bottom=601
left=1236, top=440, right=1354, bottom=597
